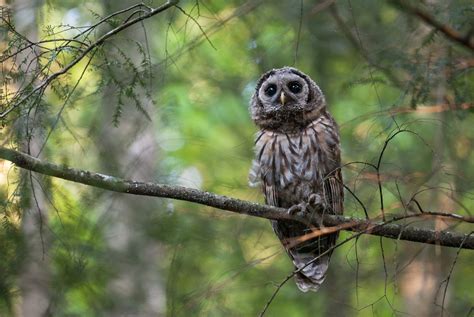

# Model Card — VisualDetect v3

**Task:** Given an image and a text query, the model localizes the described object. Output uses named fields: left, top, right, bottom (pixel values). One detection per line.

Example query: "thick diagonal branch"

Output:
left=390, top=0, right=474, bottom=52
left=1, top=146, right=473, bottom=250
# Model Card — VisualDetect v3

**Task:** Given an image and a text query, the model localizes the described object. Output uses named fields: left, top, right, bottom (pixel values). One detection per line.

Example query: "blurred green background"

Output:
left=1, top=0, right=473, bottom=316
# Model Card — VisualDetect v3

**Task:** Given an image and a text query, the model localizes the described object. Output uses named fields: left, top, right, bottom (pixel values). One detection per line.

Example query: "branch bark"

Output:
left=1, top=145, right=473, bottom=250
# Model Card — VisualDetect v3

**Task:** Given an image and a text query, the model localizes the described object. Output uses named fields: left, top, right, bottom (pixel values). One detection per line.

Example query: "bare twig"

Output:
left=340, top=103, right=474, bottom=129
left=376, top=129, right=408, bottom=220
left=1, top=145, right=473, bottom=250
left=155, top=0, right=263, bottom=69
left=258, top=241, right=338, bottom=316
left=293, top=0, right=304, bottom=66
left=260, top=225, right=375, bottom=316
left=435, top=232, right=472, bottom=316
left=259, top=210, right=469, bottom=316
left=174, top=5, right=216, bottom=50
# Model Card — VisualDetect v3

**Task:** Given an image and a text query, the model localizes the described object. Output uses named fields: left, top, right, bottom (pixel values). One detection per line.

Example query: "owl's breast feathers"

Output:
left=249, top=111, right=343, bottom=214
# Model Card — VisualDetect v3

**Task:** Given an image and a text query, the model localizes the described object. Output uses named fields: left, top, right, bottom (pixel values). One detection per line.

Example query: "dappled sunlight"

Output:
left=0, top=0, right=473, bottom=316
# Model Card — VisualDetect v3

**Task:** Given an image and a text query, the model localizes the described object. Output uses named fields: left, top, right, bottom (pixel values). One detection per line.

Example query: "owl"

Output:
left=249, top=67, right=343, bottom=292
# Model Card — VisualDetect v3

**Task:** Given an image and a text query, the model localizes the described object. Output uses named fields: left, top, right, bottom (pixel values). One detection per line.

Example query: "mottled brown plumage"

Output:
left=249, top=67, right=343, bottom=292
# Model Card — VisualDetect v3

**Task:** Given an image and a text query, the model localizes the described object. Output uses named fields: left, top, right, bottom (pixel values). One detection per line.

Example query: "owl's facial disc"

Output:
left=258, top=72, right=309, bottom=113
left=251, top=67, right=327, bottom=131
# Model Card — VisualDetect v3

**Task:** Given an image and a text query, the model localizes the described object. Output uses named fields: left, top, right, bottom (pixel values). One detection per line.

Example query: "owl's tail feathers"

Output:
left=292, top=253, right=330, bottom=292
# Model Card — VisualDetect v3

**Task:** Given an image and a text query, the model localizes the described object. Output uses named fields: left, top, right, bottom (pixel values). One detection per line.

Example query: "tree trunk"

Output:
left=94, top=1, right=166, bottom=315
left=12, top=0, right=52, bottom=315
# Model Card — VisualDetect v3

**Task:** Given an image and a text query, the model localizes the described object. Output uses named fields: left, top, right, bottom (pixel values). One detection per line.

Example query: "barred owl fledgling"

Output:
left=249, top=67, right=343, bottom=292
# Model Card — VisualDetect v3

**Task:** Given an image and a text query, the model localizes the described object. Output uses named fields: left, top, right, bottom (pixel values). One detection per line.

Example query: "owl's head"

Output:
left=250, top=67, right=326, bottom=132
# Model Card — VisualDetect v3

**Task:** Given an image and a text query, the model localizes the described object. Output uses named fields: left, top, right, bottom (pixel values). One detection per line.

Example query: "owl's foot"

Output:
left=288, top=194, right=325, bottom=217
left=308, top=193, right=327, bottom=226
left=287, top=202, right=309, bottom=218
left=308, top=193, right=325, bottom=211
left=288, top=194, right=326, bottom=220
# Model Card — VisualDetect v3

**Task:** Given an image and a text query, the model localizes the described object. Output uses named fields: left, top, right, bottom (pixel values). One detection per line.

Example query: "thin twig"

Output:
left=293, top=0, right=303, bottom=66
left=436, top=232, right=473, bottom=316
left=174, top=5, right=216, bottom=50
left=375, top=129, right=411, bottom=221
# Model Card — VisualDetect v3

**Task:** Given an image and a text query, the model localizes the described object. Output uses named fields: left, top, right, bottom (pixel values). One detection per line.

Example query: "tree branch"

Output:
left=1, top=146, right=473, bottom=250
left=0, top=0, right=179, bottom=119
left=390, top=0, right=474, bottom=52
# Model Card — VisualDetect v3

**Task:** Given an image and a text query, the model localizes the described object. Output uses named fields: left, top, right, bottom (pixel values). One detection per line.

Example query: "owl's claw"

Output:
left=308, top=193, right=327, bottom=226
left=308, top=193, right=324, bottom=211
left=288, top=202, right=308, bottom=218
left=288, top=194, right=325, bottom=218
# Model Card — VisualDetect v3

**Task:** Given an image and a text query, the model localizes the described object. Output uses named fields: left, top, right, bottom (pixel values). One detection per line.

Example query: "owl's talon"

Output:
left=308, top=193, right=324, bottom=210
left=288, top=202, right=308, bottom=217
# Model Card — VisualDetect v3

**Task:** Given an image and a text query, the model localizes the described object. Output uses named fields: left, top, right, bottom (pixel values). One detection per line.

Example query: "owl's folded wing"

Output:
left=323, top=169, right=344, bottom=215
left=248, top=159, right=261, bottom=187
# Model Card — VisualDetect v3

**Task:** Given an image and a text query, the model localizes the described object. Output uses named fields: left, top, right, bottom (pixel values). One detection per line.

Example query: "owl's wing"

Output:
left=248, top=159, right=261, bottom=187
left=249, top=159, right=279, bottom=205
left=324, top=169, right=344, bottom=215
left=264, top=183, right=279, bottom=206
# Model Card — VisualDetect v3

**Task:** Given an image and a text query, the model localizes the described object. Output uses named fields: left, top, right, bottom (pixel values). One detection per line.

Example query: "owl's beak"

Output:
left=280, top=92, right=286, bottom=106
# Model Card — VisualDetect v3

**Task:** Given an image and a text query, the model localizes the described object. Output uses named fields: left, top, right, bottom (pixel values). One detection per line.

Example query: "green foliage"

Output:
left=0, top=0, right=473, bottom=316
left=0, top=211, right=23, bottom=314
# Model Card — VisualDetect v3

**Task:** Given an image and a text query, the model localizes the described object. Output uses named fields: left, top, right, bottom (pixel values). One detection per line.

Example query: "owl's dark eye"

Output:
left=264, top=84, right=277, bottom=97
left=288, top=81, right=302, bottom=94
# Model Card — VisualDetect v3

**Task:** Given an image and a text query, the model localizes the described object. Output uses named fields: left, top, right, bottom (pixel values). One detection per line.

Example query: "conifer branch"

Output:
left=390, top=0, right=474, bottom=52
left=0, top=0, right=179, bottom=119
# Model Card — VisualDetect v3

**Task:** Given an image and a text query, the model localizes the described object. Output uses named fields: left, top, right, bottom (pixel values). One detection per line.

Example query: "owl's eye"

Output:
left=264, top=84, right=277, bottom=97
left=288, top=81, right=302, bottom=94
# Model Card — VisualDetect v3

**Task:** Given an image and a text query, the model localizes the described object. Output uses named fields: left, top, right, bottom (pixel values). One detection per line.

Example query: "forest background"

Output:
left=0, top=0, right=473, bottom=316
